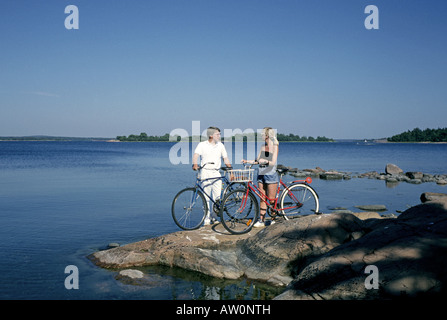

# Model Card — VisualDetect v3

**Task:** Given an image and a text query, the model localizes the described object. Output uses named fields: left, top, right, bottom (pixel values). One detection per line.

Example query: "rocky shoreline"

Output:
left=89, top=190, right=447, bottom=299
left=287, top=163, right=447, bottom=185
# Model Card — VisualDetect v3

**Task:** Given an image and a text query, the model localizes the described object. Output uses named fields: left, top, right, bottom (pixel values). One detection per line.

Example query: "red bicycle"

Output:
left=219, top=164, right=320, bottom=234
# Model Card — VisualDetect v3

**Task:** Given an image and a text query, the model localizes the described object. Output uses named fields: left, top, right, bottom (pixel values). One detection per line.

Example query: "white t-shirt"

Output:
left=194, top=141, right=228, bottom=170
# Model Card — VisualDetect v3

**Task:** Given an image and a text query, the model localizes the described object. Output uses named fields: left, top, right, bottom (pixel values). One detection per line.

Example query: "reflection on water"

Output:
left=112, top=265, right=283, bottom=300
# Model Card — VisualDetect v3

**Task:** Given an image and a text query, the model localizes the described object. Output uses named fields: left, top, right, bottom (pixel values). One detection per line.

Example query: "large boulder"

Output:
left=91, top=193, right=447, bottom=299
left=421, top=192, right=447, bottom=203
left=89, top=225, right=258, bottom=280
left=385, top=163, right=403, bottom=175
left=276, top=199, right=447, bottom=299
left=89, top=213, right=366, bottom=286
left=236, top=213, right=365, bottom=285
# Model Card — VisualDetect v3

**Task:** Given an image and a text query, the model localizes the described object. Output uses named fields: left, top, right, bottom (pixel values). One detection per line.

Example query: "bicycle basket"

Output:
left=226, top=169, right=254, bottom=182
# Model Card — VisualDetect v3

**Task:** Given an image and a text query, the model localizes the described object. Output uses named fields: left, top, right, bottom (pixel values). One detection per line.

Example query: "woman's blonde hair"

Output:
left=262, top=127, right=279, bottom=145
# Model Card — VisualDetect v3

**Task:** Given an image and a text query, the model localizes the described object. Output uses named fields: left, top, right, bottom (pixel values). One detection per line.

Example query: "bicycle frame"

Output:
left=238, top=174, right=313, bottom=214
left=194, top=175, right=224, bottom=207
left=193, top=164, right=238, bottom=208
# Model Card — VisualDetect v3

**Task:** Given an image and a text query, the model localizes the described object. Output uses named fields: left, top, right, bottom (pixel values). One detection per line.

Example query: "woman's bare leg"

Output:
left=258, top=182, right=267, bottom=221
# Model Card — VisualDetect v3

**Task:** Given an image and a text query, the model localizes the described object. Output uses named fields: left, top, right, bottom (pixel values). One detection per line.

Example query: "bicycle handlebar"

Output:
left=193, top=162, right=236, bottom=172
left=192, top=162, right=215, bottom=171
left=241, top=162, right=268, bottom=169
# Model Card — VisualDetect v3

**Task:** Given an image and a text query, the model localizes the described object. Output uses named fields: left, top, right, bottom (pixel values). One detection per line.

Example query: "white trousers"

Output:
left=200, top=170, right=222, bottom=219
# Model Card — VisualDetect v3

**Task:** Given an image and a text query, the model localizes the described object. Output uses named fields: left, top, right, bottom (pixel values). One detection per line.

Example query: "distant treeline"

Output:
left=116, top=132, right=334, bottom=142
left=0, top=136, right=109, bottom=141
left=116, top=133, right=170, bottom=142
left=387, top=127, right=447, bottom=142
left=276, top=133, right=334, bottom=142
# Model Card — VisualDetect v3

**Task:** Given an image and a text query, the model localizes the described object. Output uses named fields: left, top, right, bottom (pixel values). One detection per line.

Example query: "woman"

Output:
left=242, top=127, right=279, bottom=227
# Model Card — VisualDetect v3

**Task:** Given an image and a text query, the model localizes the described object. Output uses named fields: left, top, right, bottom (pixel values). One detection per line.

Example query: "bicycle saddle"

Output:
left=276, top=167, right=290, bottom=174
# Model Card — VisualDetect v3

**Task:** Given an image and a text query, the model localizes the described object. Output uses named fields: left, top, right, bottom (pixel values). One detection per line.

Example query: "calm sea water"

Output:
left=0, top=141, right=446, bottom=300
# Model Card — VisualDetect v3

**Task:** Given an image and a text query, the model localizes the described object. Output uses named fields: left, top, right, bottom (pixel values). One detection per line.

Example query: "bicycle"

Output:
left=171, top=162, right=248, bottom=230
left=219, top=164, right=320, bottom=234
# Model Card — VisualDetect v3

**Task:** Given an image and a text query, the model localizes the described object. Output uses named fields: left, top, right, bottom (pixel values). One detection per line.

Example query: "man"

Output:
left=192, top=126, right=232, bottom=225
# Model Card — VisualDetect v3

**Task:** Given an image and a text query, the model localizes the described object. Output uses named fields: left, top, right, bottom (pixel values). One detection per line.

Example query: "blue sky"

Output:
left=1, top=0, right=446, bottom=139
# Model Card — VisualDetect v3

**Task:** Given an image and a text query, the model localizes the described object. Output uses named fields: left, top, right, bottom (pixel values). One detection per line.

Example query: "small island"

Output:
left=116, top=133, right=171, bottom=142
left=387, top=127, right=447, bottom=143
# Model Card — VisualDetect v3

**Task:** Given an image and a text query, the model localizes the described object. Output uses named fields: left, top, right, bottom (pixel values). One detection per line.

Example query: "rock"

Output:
left=276, top=200, right=447, bottom=299
left=331, top=210, right=354, bottom=214
left=397, top=175, right=410, bottom=182
left=320, top=172, right=343, bottom=180
left=358, top=171, right=379, bottom=179
left=90, top=191, right=447, bottom=299
left=381, top=213, right=398, bottom=219
left=108, top=243, right=120, bottom=248
left=421, top=192, right=447, bottom=203
left=287, top=163, right=447, bottom=186
left=406, top=171, right=423, bottom=179
left=290, top=171, right=310, bottom=178
left=291, top=167, right=325, bottom=179
left=354, top=204, right=387, bottom=211
left=236, top=213, right=365, bottom=285
left=115, top=269, right=174, bottom=287
left=89, top=224, right=260, bottom=280
left=118, top=269, right=144, bottom=279
left=89, top=213, right=365, bottom=286
left=422, top=174, right=435, bottom=183
left=385, top=163, right=403, bottom=175
left=350, top=211, right=383, bottom=220
left=328, top=206, right=347, bottom=210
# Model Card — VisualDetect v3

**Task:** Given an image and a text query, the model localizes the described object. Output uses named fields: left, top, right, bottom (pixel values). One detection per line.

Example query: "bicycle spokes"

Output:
left=172, top=188, right=207, bottom=230
left=279, top=183, right=319, bottom=219
left=220, top=189, right=258, bottom=235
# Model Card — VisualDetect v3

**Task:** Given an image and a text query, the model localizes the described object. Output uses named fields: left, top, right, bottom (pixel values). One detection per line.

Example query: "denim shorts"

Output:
left=257, top=172, right=279, bottom=184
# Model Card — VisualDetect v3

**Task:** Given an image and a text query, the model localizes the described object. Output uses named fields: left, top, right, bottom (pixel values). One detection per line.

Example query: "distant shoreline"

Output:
left=374, top=140, right=447, bottom=144
left=1, top=137, right=446, bottom=144
left=0, top=136, right=113, bottom=142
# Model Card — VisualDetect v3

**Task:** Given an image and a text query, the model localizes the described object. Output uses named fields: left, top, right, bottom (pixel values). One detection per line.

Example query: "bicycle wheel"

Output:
left=172, top=187, right=207, bottom=230
left=279, top=183, right=319, bottom=219
left=219, top=189, right=259, bottom=235
left=222, top=182, right=246, bottom=197
left=213, top=182, right=249, bottom=215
